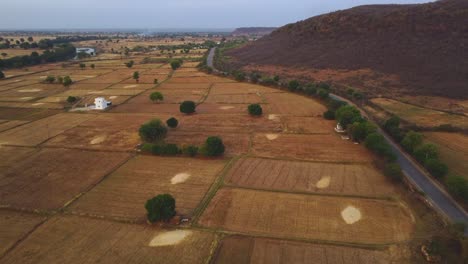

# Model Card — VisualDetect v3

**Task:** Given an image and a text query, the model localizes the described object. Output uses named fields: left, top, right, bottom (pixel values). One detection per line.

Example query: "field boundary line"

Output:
left=191, top=156, right=241, bottom=224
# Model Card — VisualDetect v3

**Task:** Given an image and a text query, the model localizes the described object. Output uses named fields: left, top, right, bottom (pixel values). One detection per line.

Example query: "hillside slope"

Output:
left=232, top=27, right=277, bottom=36
left=227, top=0, right=468, bottom=98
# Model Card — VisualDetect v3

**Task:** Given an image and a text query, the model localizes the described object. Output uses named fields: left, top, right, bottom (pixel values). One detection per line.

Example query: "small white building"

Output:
left=334, top=123, right=346, bottom=133
left=76, top=47, right=96, bottom=56
left=94, top=97, right=111, bottom=110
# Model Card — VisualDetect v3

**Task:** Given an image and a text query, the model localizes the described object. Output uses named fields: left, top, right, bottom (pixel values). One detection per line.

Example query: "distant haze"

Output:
left=1, top=0, right=435, bottom=30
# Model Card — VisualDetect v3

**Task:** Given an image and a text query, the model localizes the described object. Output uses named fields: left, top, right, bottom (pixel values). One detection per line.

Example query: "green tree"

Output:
left=414, top=144, right=438, bottom=163
left=166, top=117, right=178, bottom=128
left=323, top=110, right=335, bottom=120
left=63, top=76, right=73, bottom=86
left=145, top=194, right=176, bottom=223
left=139, top=119, right=167, bottom=143
left=424, top=159, right=448, bottom=178
left=248, top=104, right=263, bottom=116
left=384, top=163, right=404, bottom=182
left=149, top=92, right=163, bottom=102
left=317, top=89, right=329, bottom=99
left=234, top=71, right=246, bottom=81
left=0, top=71, right=4, bottom=79
left=401, top=131, right=423, bottom=153
left=170, top=59, right=182, bottom=70
left=66, top=96, right=77, bottom=103
left=182, top=145, right=198, bottom=157
left=202, top=136, right=225, bottom=157
left=57, top=76, right=63, bottom=84
left=153, top=78, right=158, bottom=84
left=304, top=83, right=317, bottom=96
left=348, top=121, right=376, bottom=142
left=124, top=60, right=134, bottom=68
left=79, top=63, right=86, bottom=69
left=45, top=75, right=56, bottom=83
left=273, top=75, right=280, bottom=82
left=133, top=71, right=140, bottom=82
left=365, top=132, right=392, bottom=157
left=180, top=101, right=196, bottom=114
left=90, top=64, right=95, bottom=69
left=383, top=116, right=403, bottom=141
left=335, top=105, right=361, bottom=129
left=446, top=175, right=468, bottom=201
left=288, top=80, right=300, bottom=91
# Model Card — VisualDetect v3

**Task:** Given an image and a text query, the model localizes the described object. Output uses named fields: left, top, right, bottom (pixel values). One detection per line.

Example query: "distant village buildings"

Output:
left=75, top=47, right=96, bottom=59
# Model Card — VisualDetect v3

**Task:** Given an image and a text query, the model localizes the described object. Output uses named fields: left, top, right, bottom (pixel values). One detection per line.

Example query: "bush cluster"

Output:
left=180, top=101, right=196, bottom=114
left=139, top=119, right=167, bottom=143
left=248, top=104, right=263, bottom=116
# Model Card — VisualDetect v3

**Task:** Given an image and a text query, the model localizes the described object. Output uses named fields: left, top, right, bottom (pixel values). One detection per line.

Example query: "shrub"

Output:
left=63, top=76, right=72, bottom=86
left=446, top=175, right=468, bottom=201
left=273, top=75, right=280, bottom=82
left=202, top=136, right=225, bottom=157
left=133, top=71, right=139, bottom=82
left=304, top=83, right=317, bottom=95
left=234, top=71, right=246, bottom=81
left=150, top=92, right=163, bottom=102
left=424, top=159, right=448, bottom=178
left=249, top=72, right=261, bottom=83
left=170, top=59, right=183, bottom=70
left=90, top=64, right=95, bottom=69
left=163, top=144, right=180, bottom=155
left=79, top=63, right=86, bottom=69
left=327, top=99, right=347, bottom=111
left=335, top=105, right=361, bottom=129
left=141, top=143, right=153, bottom=153
left=153, top=78, right=158, bottom=84
left=248, top=104, right=263, bottom=116
left=414, top=143, right=438, bottom=163
left=57, top=76, right=63, bottom=84
left=323, top=110, right=335, bottom=120
left=124, top=60, right=134, bottom=68
left=318, top=82, right=330, bottom=90
left=0, top=71, right=4, bottom=79
left=261, top=77, right=276, bottom=86
left=166, top=117, right=178, bottom=128
left=384, top=163, right=404, bottom=182
left=288, top=80, right=300, bottom=91
left=182, top=145, right=199, bottom=157
left=145, top=194, right=176, bottom=223
left=180, top=101, right=196, bottom=114
left=317, top=89, right=329, bottom=99
left=45, top=75, right=56, bottom=83
left=66, top=96, right=77, bottom=103
left=352, top=92, right=363, bottom=100
left=401, top=131, right=423, bottom=153
left=139, top=119, right=167, bottom=143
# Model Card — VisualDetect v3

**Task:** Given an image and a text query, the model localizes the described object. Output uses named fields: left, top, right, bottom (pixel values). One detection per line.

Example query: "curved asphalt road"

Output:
left=208, top=47, right=468, bottom=227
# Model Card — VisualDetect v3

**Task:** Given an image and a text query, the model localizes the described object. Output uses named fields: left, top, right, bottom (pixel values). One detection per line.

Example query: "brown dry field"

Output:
left=158, top=82, right=212, bottom=90
left=205, top=93, right=263, bottom=104
left=166, top=131, right=251, bottom=156
left=172, top=71, right=210, bottom=77
left=0, top=210, right=45, bottom=257
left=196, top=103, right=263, bottom=115
left=69, top=156, right=226, bottom=220
left=252, top=133, right=374, bottom=162
left=0, top=148, right=130, bottom=210
left=265, top=92, right=327, bottom=116
left=67, top=83, right=113, bottom=90
left=0, top=146, right=37, bottom=171
left=111, top=102, right=180, bottom=113
left=371, top=98, right=468, bottom=129
left=0, top=120, right=29, bottom=132
left=0, top=83, right=67, bottom=98
left=398, top=95, right=468, bottom=115
left=0, top=107, right=61, bottom=121
left=0, top=101, right=63, bottom=109
left=121, top=74, right=168, bottom=84
left=199, top=188, right=414, bottom=244
left=170, top=76, right=212, bottom=83
left=44, top=113, right=164, bottom=151
left=213, top=236, right=409, bottom=264
left=107, top=83, right=155, bottom=90
left=0, top=49, right=41, bottom=59
left=127, top=88, right=207, bottom=104
left=0, top=113, right=96, bottom=146
left=210, top=82, right=280, bottom=94
left=1, top=215, right=216, bottom=264
left=424, top=132, right=468, bottom=179
left=225, top=157, right=395, bottom=197
left=282, top=116, right=335, bottom=134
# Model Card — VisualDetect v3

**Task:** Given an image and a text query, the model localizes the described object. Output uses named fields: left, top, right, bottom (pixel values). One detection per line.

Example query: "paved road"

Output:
left=208, top=49, right=468, bottom=227
left=330, top=94, right=468, bottom=225
left=207, top=47, right=216, bottom=69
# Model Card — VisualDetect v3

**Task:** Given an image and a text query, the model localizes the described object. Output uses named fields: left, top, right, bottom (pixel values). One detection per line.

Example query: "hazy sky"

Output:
left=1, top=0, right=435, bottom=29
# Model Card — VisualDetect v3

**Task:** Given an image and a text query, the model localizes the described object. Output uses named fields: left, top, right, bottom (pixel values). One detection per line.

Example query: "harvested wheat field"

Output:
left=205, top=93, right=263, bottom=104
left=225, top=157, right=394, bottom=197
left=210, top=82, right=279, bottom=95
left=126, top=89, right=207, bottom=104
left=371, top=98, right=468, bottom=129
left=199, top=188, right=414, bottom=244
left=0, top=146, right=37, bottom=172
left=69, top=156, right=227, bottom=220
left=0, top=120, right=29, bottom=132
left=0, top=113, right=97, bottom=146
left=0, top=215, right=216, bottom=264
left=0, top=210, right=45, bottom=257
left=424, top=132, right=468, bottom=179
left=252, top=133, right=373, bottom=162
left=111, top=102, right=180, bottom=113
left=196, top=103, right=262, bottom=114
left=282, top=116, right=335, bottom=134
left=265, top=92, right=326, bottom=116
left=0, top=148, right=130, bottom=210
left=177, top=114, right=282, bottom=133
left=212, top=236, right=408, bottom=264
left=158, top=82, right=212, bottom=90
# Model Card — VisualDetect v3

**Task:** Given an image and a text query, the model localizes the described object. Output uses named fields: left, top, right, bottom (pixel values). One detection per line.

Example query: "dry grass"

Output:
left=199, top=188, right=414, bottom=244
left=265, top=92, right=327, bottom=116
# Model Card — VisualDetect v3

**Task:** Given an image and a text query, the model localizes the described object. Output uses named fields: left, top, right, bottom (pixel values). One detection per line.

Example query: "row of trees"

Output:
left=0, top=43, right=76, bottom=69
left=383, top=116, right=466, bottom=201
left=43, top=75, right=73, bottom=86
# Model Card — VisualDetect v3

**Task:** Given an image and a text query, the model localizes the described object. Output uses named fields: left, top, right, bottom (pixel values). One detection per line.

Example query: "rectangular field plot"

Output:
left=0, top=84, right=67, bottom=98
left=0, top=148, right=130, bottom=210
left=158, top=82, right=212, bottom=90
left=252, top=133, right=373, bottom=162
left=170, top=77, right=212, bottom=83
left=199, top=188, right=414, bottom=244
left=0, top=146, right=37, bottom=172
left=282, top=116, right=335, bottom=134
left=1, top=216, right=216, bottom=264
left=70, top=156, right=226, bottom=220
left=126, top=89, right=207, bottom=104
left=225, top=157, right=394, bottom=197
left=265, top=93, right=326, bottom=116
left=210, top=82, right=278, bottom=94
left=111, top=102, right=180, bottom=114
left=0, top=102, right=63, bottom=109
left=0, top=210, right=45, bottom=257
left=121, top=74, right=168, bottom=84
left=0, top=120, right=29, bottom=132
left=0, top=107, right=61, bottom=121
left=196, top=103, right=267, bottom=115
left=213, top=236, right=396, bottom=264
left=107, top=83, right=154, bottom=89
left=0, top=113, right=96, bottom=146
left=205, top=94, right=263, bottom=104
